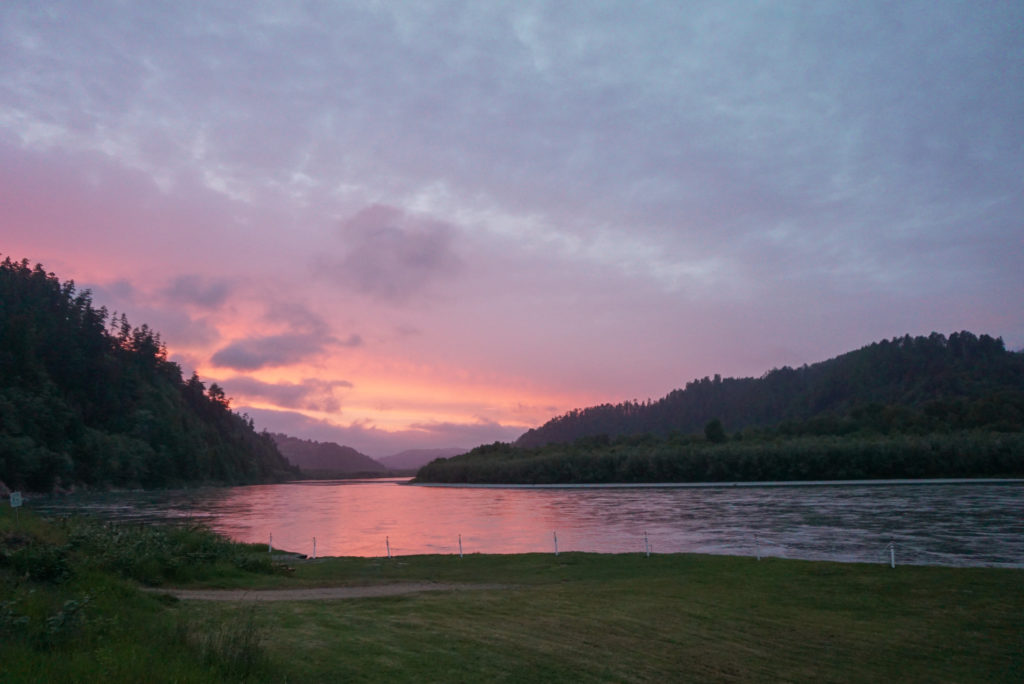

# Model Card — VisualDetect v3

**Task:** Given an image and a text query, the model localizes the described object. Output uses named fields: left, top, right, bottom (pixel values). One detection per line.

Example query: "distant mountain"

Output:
left=379, top=448, right=466, bottom=470
left=517, top=331, right=1024, bottom=447
left=271, top=434, right=388, bottom=476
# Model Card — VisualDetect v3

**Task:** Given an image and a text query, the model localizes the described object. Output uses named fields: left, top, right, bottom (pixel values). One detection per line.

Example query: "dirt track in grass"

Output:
left=153, top=582, right=510, bottom=602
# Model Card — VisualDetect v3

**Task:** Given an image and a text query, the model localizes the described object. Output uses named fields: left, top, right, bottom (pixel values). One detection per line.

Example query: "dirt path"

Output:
left=153, top=582, right=509, bottom=602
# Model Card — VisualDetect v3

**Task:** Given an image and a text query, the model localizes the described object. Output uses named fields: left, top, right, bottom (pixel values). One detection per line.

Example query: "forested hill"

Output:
left=0, top=257, right=297, bottom=492
left=516, top=332, right=1024, bottom=448
left=271, top=434, right=388, bottom=476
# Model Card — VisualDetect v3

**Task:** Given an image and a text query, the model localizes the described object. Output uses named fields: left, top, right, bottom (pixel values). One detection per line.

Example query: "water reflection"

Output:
left=30, top=479, right=1024, bottom=567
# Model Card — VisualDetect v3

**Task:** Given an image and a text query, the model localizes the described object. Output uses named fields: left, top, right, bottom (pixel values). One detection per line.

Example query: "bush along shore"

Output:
left=2, top=505, right=1023, bottom=682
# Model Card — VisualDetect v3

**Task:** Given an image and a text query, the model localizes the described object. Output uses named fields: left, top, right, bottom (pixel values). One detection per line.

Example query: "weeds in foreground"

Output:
left=177, top=605, right=265, bottom=680
left=1, top=508, right=278, bottom=682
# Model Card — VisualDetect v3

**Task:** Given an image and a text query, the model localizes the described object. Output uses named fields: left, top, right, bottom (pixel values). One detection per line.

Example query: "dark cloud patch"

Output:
left=262, top=300, right=332, bottom=334
left=224, top=376, right=352, bottom=413
left=339, top=334, right=363, bottom=347
left=320, top=205, right=462, bottom=303
left=211, top=333, right=332, bottom=370
left=212, top=297, right=363, bottom=370
left=163, top=275, right=233, bottom=310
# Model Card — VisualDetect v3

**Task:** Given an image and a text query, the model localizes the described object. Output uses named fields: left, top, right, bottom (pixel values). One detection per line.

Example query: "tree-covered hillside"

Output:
left=0, top=257, right=297, bottom=492
left=417, top=332, right=1024, bottom=484
left=517, top=332, right=1024, bottom=447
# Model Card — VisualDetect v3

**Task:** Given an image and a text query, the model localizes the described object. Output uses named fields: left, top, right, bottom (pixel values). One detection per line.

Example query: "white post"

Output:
left=755, top=534, right=760, bottom=561
left=386, top=536, right=391, bottom=559
left=553, top=531, right=559, bottom=556
left=313, top=537, right=317, bottom=560
left=458, top=533, right=463, bottom=559
left=889, top=542, right=895, bottom=569
left=644, top=531, right=650, bottom=557
left=268, top=533, right=273, bottom=553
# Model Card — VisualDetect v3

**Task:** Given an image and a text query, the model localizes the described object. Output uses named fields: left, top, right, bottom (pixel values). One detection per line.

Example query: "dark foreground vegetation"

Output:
left=0, top=256, right=296, bottom=492
left=418, top=331, right=1024, bottom=484
left=2, top=507, right=1022, bottom=682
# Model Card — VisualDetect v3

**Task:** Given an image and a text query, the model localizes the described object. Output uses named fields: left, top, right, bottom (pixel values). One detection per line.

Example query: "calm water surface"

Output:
left=30, top=479, right=1024, bottom=567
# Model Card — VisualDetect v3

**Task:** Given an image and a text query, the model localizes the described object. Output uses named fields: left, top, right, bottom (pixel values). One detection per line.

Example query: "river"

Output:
left=28, top=479, right=1024, bottom=567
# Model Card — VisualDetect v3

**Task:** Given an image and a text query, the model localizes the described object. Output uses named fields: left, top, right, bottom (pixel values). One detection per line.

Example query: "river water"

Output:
left=29, top=479, right=1024, bottom=567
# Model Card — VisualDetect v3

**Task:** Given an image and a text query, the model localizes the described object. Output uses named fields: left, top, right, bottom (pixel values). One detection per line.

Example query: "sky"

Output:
left=2, top=1, right=1022, bottom=457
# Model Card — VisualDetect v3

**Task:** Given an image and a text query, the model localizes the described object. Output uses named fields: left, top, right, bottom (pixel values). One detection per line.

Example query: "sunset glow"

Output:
left=3, top=2, right=1022, bottom=456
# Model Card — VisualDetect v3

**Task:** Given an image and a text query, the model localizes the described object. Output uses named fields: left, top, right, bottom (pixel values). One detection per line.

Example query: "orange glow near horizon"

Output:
left=12, top=250, right=612, bottom=445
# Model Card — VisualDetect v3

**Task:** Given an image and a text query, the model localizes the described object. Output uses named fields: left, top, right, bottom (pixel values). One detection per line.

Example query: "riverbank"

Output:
left=411, top=476, right=1024, bottom=488
left=2, top=508, right=1022, bottom=682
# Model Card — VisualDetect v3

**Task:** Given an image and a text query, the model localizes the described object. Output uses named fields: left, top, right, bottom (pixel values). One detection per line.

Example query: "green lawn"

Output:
left=2, top=508, right=1022, bottom=682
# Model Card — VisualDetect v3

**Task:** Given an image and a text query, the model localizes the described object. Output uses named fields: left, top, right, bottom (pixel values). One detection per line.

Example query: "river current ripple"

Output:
left=29, top=479, right=1024, bottom=568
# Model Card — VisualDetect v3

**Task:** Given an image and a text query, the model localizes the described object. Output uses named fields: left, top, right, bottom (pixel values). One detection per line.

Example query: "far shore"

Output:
left=410, top=476, right=1024, bottom=489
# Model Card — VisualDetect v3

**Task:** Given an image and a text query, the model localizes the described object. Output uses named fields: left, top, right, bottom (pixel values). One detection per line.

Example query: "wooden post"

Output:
left=313, top=537, right=317, bottom=560
left=386, top=536, right=391, bottom=559
left=458, top=533, right=463, bottom=559
left=553, top=531, right=559, bottom=556
left=268, top=533, right=273, bottom=553
left=644, top=531, right=650, bottom=557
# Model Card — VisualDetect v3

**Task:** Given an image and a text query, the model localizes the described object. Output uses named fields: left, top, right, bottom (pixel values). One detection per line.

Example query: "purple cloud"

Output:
left=163, top=275, right=233, bottom=310
left=224, top=376, right=353, bottom=413
left=318, top=205, right=463, bottom=303
left=211, top=332, right=358, bottom=371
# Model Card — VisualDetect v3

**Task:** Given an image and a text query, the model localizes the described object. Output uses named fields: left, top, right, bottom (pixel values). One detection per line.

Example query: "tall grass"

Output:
left=0, top=507, right=281, bottom=682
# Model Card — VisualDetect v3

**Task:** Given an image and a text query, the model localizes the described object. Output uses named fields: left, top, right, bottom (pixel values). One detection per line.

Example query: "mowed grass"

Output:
left=186, top=552, right=1022, bottom=682
left=3, top=506, right=1022, bottom=682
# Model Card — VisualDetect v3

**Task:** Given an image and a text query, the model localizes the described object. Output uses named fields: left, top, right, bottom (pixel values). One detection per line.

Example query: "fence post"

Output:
left=644, top=531, right=650, bottom=557
left=755, top=534, right=760, bottom=561
left=553, top=531, right=559, bottom=557
left=268, top=533, right=273, bottom=553
left=313, top=537, right=317, bottom=560
left=459, top=533, right=463, bottom=559
left=386, top=536, right=391, bottom=559
left=889, top=542, right=895, bottom=569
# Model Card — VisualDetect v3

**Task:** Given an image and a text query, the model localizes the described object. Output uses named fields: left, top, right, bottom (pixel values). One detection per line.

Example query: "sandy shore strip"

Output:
left=150, top=582, right=510, bottom=602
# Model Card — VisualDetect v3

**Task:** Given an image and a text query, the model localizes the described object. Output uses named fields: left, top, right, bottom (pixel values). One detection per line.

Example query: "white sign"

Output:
left=10, top=491, right=22, bottom=508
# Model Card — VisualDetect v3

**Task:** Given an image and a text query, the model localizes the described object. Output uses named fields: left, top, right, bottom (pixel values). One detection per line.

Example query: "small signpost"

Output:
left=10, top=491, right=22, bottom=522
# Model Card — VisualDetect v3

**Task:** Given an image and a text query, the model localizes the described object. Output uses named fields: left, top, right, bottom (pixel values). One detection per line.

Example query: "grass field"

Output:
left=2, top=507, right=1022, bottom=682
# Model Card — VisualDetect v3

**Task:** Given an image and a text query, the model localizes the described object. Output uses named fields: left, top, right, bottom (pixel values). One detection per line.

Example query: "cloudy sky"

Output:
left=3, top=1, right=1022, bottom=456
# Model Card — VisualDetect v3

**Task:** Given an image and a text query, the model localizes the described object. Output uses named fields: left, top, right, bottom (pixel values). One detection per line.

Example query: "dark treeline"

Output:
left=0, top=257, right=297, bottom=492
left=517, top=332, right=1024, bottom=447
left=415, top=431, right=1024, bottom=485
left=418, top=332, right=1024, bottom=484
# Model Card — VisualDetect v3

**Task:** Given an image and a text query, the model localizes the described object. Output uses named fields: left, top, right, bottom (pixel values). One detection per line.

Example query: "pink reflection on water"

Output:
left=204, top=479, right=621, bottom=557
left=30, top=478, right=1024, bottom=565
